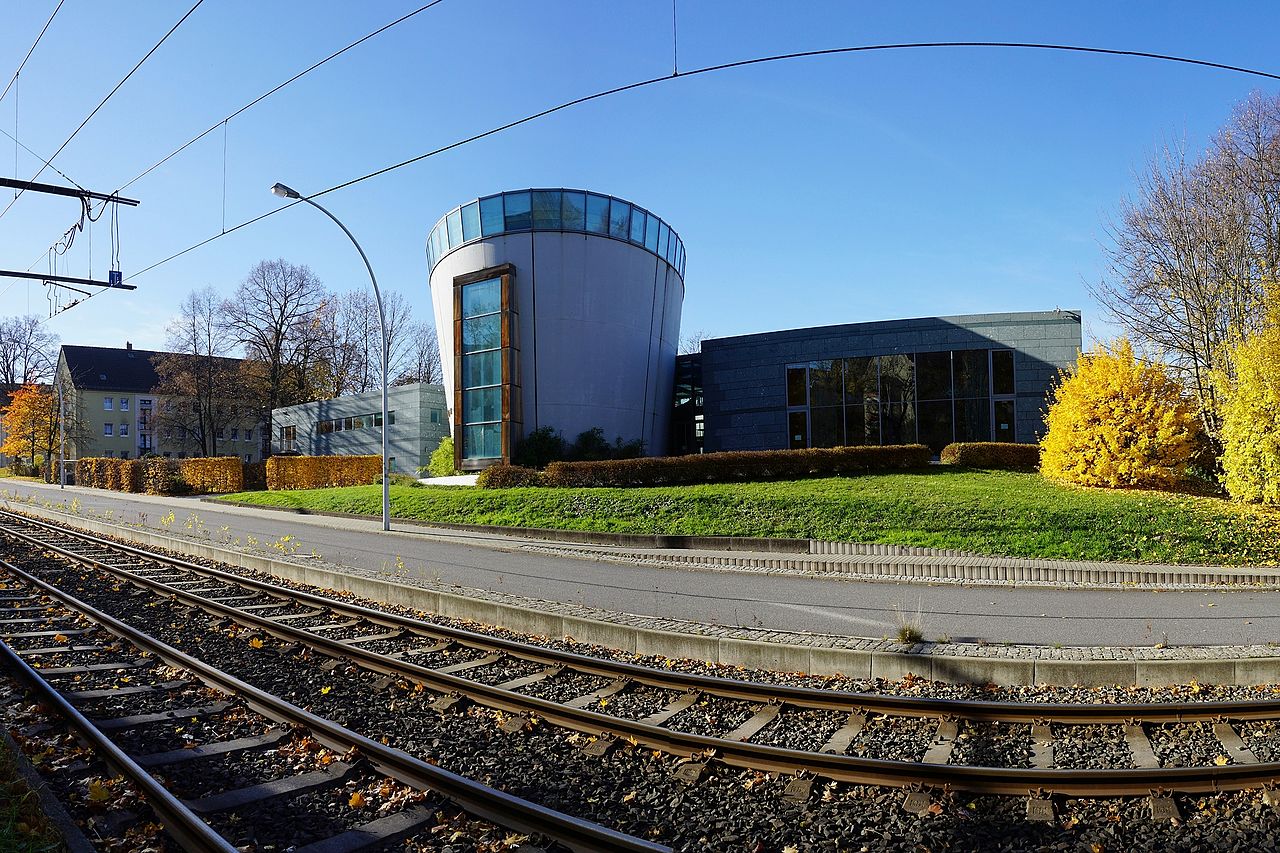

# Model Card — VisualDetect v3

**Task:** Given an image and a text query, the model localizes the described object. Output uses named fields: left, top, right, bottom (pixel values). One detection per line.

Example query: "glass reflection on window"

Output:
left=446, top=209, right=462, bottom=248
left=532, top=190, right=562, bottom=229
left=629, top=209, right=647, bottom=244
left=461, top=202, right=480, bottom=241
left=479, top=196, right=504, bottom=235
left=504, top=192, right=531, bottom=230
left=586, top=195, right=610, bottom=233
left=609, top=201, right=631, bottom=238
left=992, top=350, right=1015, bottom=396
left=562, top=192, right=586, bottom=231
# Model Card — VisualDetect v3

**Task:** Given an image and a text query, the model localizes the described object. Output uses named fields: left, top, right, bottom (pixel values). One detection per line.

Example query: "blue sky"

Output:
left=1, top=0, right=1277, bottom=351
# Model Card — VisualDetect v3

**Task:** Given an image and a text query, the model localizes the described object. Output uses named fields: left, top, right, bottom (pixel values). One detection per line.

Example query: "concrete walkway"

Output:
left=2, top=479, right=1278, bottom=651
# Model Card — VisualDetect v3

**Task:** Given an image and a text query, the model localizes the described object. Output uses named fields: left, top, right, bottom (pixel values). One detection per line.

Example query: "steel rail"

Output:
left=0, top=558, right=670, bottom=853
left=1, top=510, right=1275, bottom=725
left=0, top=617, right=239, bottom=851
left=5, top=523, right=1280, bottom=797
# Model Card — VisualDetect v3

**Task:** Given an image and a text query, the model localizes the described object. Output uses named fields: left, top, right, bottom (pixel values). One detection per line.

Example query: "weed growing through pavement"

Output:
left=892, top=597, right=926, bottom=645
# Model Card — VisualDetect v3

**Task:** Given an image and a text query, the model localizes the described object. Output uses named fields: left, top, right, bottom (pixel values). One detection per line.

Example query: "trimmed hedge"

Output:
left=179, top=457, right=244, bottom=494
left=76, top=458, right=141, bottom=492
left=940, top=442, right=1041, bottom=471
left=476, top=464, right=543, bottom=488
left=266, top=455, right=382, bottom=490
left=142, top=458, right=187, bottom=495
left=517, top=445, right=931, bottom=488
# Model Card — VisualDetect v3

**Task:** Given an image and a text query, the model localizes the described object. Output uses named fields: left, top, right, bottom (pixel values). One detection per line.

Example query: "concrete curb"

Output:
left=12, top=505, right=1280, bottom=688
left=0, top=707, right=97, bottom=853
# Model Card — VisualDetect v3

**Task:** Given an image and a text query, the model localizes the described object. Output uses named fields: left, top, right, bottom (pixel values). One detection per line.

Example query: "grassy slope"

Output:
left=217, top=470, right=1280, bottom=566
left=0, top=740, right=65, bottom=852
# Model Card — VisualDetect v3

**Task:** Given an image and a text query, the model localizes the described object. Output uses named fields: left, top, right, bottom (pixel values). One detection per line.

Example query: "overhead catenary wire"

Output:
left=0, top=0, right=67, bottom=106
left=0, top=0, right=205, bottom=221
left=118, top=40, right=1280, bottom=290
left=114, top=0, right=449, bottom=195
left=7, top=0, right=448, bottom=308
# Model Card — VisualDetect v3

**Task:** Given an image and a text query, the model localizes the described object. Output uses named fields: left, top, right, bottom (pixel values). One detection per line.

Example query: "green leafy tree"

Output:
left=426, top=436, right=457, bottom=477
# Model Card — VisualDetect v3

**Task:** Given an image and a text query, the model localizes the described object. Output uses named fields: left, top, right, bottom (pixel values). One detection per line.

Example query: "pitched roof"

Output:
left=59, top=345, right=247, bottom=393
left=60, top=345, right=171, bottom=392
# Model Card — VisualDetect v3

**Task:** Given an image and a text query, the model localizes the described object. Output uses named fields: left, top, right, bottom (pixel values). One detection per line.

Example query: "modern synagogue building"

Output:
left=427, top=188, right=685, bottom=469
left=427, top=188, right=1080, bottom=468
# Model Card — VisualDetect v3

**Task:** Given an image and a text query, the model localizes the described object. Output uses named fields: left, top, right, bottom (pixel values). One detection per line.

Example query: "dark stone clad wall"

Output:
left=700, top=311, right=1082, bottom=452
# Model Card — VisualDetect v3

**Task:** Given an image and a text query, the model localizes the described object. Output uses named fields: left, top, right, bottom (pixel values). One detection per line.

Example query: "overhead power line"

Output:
left=0, top=0, right=205, bottom=221
left=110, top=41, right=1280, bottom=286
left=116, top=0, right=449, bottom=194
left=0, top=0, right=67, bottom=106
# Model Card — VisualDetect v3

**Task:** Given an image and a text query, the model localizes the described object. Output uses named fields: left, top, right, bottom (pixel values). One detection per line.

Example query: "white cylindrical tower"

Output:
left=427, top=189, right=685, bottom=470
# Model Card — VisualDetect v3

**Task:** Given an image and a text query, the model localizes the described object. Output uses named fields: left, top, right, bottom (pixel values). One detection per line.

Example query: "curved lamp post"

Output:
left=270, top=182, right=390, bottom=532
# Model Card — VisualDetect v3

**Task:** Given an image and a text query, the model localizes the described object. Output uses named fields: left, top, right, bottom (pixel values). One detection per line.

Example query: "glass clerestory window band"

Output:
left=785, top=349, right=1017, bottom=455
left=453, top=265, right=520, bottom=470
left=428, top=189, right=686, bottom=280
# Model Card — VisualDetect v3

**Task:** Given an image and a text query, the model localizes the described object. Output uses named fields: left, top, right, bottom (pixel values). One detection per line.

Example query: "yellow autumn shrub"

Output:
left=265, top=455, right=382, bottom=490
left=1040, top=339, right=1200, bottom=490
left=178, top=457, right=244, bottom=494
left=1218, top=324, right=1280, bottom=505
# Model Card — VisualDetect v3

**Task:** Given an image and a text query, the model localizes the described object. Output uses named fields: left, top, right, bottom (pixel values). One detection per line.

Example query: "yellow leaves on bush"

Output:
left=1218, top=322, right=1280, bottom=505
left=178, top=457, right=244, bottom=494
left=76, top=458, right=142, bottom=492
left=1040, top=339, right=1201, bottom=491
left=265, top=455, right=382, bottom=490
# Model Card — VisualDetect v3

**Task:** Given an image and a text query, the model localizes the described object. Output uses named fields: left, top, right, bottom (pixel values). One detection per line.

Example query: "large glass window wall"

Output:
left=427, top=189, right=686, bottom=279
left=785, top=349, right=1016, bottom=454
left=460, top=278, right=504, bottom=461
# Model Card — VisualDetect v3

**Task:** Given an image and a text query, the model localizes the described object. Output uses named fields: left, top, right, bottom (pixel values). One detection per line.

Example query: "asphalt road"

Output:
left=2, top=479, right=1275, bottom=648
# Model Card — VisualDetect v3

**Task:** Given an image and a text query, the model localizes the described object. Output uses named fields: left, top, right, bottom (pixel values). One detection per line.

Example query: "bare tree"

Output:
left=394, top=321, right=442, bottom=386
left=0, top=315, right=60, bottom=385
left=679, top=328, right=710, bottom=355
left=152, top=287, right=243, bottom=457
left=1091, top=92, right=1280, bottom=441
left=222, top=260, right=329, bottom=455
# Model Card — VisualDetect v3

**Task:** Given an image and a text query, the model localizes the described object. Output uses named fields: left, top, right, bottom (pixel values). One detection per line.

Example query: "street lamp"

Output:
left=270, top=182, right=390, bottom=532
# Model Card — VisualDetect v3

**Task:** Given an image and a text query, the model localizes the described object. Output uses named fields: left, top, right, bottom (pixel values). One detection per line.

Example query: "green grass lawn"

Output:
left=216, top=469, right=1280, bottom=566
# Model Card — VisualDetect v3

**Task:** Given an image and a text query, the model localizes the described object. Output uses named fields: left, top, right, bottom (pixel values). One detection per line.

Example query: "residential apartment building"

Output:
left=56, top=343, right=264, bottom=463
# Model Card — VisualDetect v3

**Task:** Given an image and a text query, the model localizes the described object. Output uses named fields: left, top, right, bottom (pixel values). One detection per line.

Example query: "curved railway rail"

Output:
left=4, top=508, right=1280, bottom=825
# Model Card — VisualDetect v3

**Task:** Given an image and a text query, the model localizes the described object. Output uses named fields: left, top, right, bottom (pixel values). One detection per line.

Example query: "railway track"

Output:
left=0, top=550, right=669, bottom=851
left=4, top=507, right=1280, bottom=839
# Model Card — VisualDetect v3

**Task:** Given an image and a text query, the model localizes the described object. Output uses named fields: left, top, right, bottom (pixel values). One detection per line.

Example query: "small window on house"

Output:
left=120, top=398, right=129, bottom=411
left=178, top=452, right=186, bottom=459
left=104, top=397, right=113, bottom=410
left=104, top=450, right=114, bottom=458
left=231, top=428, right=239, bottom=440
left=120, top=423, right=129, bottom=436
left=120, top=451, right=129, bottom=459
left=430, top=409, right=440, bottom=423
left=163, top=452, right=171, bottom=458
left=104, top=423, right=113, bottom=436
left=245, top=428, right=253, bottom=441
